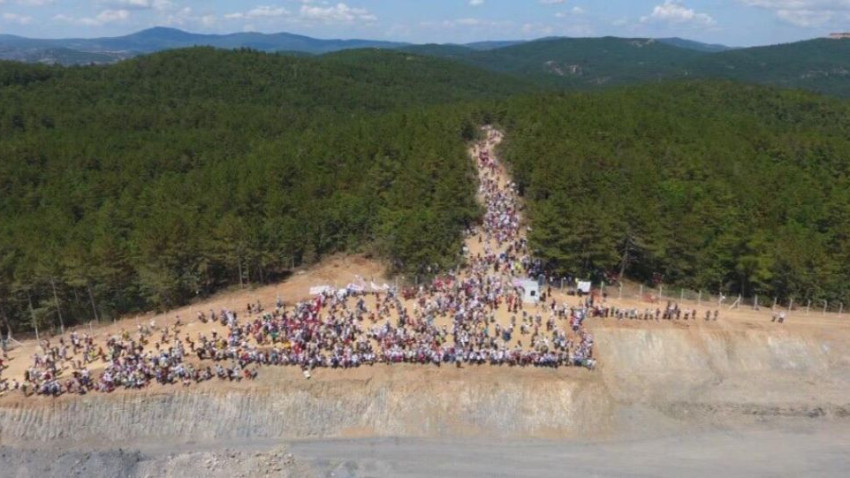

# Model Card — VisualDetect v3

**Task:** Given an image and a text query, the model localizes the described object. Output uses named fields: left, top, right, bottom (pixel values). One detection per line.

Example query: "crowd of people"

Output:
left=0, top=128, right=599, bottom=398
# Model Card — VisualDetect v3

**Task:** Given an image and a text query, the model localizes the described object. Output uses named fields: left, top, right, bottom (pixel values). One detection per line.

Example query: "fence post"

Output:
left=754, top=294, right=759, bottom=310
left=659, top=285, right=664, bottom=299
left=680, top=289, right=684, bottom=302
left=824, top=300, right=828, bottom=315
left=773, top=297, right=778, bottom=311
left=840, top=302, right=844, bottom=317
left=789, top=298, right=794, bottom=315
left=807, top=300, right=811, bottom=315
left=728, top=295, right=741, bottom=310
left=698, top=290, right=702, bottom=306
left=618, top=283, right=623, bottom=300
left=639, top=284, right=643, bottom=298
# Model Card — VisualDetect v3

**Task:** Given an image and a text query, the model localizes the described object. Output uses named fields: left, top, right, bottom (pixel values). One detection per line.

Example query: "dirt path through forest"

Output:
left=465, top=126, right=514, bottom=259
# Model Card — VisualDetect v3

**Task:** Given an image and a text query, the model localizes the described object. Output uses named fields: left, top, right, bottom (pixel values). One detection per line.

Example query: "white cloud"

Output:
left=53, top=8, right=130, bottom=26
left=97, top=9, right=130, bottom=22
left=420, top=17, right=512, bottom=29
left=16, top=0, right=53, bottom=6
left=469, top=0, right=485, bottom=6
left=521, top=22, right=557, bottom=36
left=742, top=0, right=850, bottom=7
left=3, top=12, right=33, bottom=24
left=641, top=0, right=716, bottom=25
left=555, top=6, right=585, bottom=17
left=225, top=6, right=290, bottom=20
left=525, top=20, right=593, bottom=37
left=248, top=5, right=288, bottom=17
left=99, top=0, right=171, bottom=11
left=299, top=3, right=377, bottom=23
left=740, top=0, right=850, bottom=27
left=220, top=2, right=377, bottom=27
left=162, top=6, right=193, bottom=26
left=777, top=8, right=834, bottom=25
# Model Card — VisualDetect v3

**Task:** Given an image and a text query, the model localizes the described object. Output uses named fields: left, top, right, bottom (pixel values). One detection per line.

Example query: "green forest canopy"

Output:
left=2, top=46, right=850, bottom=334
left=0, top=47, right=508, bottom=333
left=497, top=81, right=850, bottom=303
left=403, top=37, right=850, bottom=98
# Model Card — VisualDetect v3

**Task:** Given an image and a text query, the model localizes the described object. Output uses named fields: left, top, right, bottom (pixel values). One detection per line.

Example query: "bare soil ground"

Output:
left=5, top=421, right=849, bottom=478
left=0, top=253, right=388, bottom=395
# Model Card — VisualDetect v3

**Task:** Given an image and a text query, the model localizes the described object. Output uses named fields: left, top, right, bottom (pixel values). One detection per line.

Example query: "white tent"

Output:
left=515, top=278, right=540, bottom=304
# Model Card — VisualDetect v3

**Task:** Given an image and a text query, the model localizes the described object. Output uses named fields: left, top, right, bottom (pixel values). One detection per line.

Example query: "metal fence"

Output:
left=597, top=281, right=847, bottom=318
left=528, top=275, right=847, bottom=318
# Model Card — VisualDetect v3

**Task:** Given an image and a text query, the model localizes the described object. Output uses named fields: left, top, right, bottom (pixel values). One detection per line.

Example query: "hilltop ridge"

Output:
left=0, top=27, right=732, bottom=65
left=3, top=27, right=847, bottom=97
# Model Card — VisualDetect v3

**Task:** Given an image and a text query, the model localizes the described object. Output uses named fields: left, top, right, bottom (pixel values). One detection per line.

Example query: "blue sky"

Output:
left=0, top=1, right=848, bottom=46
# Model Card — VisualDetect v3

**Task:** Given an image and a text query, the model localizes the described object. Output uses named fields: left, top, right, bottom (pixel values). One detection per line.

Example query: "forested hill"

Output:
left=405, top=37, right=850, bottom=97
left=497, top=81, right=850, bottom=303
left=0, top=27, right=408, bottom=64
left=0, top=47, right=530, bottom=119
left=0, top=47, right=514, bottom=333
left=0, top=27, right=733, bottom=65
left=688, top=39, right=850, bottom=97
left=402, top=37, right=706, bottom=89
left=5, top=28, right=850, bottom=97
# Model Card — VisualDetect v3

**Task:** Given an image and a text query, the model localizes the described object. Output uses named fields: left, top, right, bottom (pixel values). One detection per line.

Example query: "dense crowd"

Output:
left=2, top=129, right=601, bottom=398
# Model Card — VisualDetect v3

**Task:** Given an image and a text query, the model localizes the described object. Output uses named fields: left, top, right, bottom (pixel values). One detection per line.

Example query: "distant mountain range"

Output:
left=0, top=27, right=407, bottom=64
left=0, top=27, right=733, bottom=65
left=400, top=36, right=850, bottom=97
left=2, top=27, right=848, bottom=97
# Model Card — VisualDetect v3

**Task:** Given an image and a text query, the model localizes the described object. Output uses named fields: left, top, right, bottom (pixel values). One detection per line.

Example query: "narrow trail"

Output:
left=465, top=127, right=520, bottom=261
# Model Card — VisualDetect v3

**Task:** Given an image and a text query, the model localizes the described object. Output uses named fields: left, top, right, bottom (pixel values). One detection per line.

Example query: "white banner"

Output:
left=310, top=286, right=334, bottom=295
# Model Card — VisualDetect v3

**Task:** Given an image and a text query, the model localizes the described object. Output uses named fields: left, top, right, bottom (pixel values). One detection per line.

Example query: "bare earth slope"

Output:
left=2, top=127, right=850, bottom=476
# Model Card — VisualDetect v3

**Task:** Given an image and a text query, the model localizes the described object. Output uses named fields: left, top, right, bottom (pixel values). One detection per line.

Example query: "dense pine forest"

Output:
left=497, top=82, right=850, bottom=303
left=2, top=45, right=850, bottom=333
left=0, top=48, right=509, bottom=333
left=405, top=37, right=850, bottom=98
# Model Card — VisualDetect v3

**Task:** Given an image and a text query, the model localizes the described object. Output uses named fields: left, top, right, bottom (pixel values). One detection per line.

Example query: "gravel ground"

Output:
left=291, top=424, right=850, bottom=478
left=0, top=444, right=312, bottom=478
left=3, top=420, right=849, bottom=478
